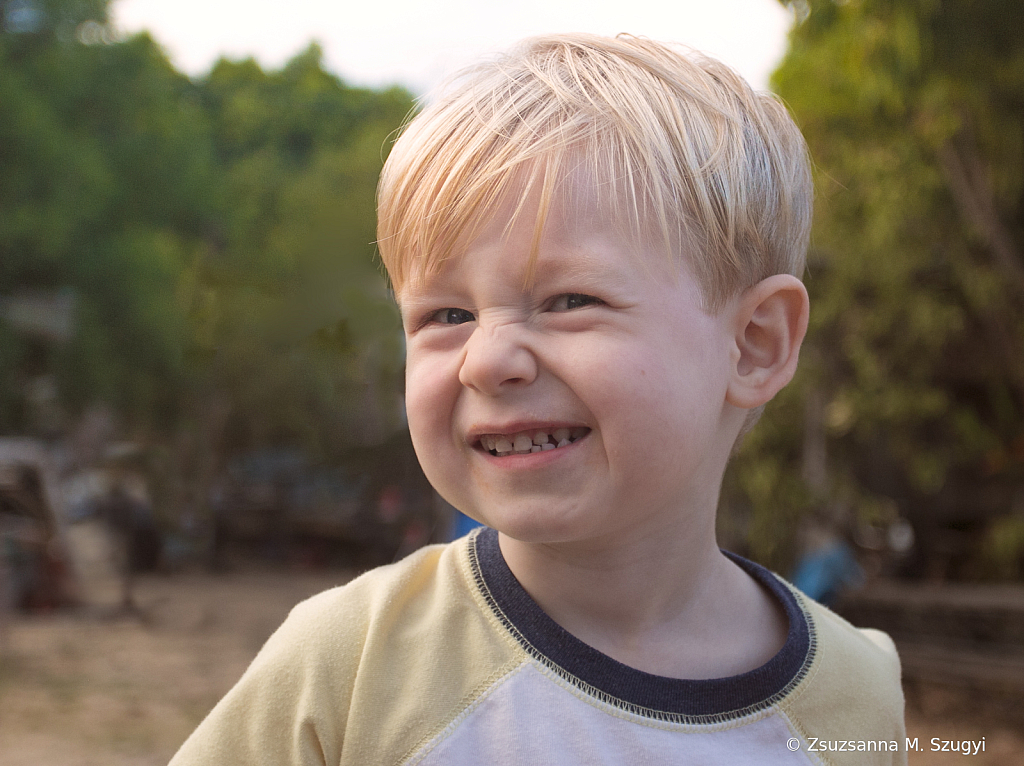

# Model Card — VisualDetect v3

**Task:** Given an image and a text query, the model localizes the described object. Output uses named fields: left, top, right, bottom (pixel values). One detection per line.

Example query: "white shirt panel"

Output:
left=412, top=662, right=816, bottom=765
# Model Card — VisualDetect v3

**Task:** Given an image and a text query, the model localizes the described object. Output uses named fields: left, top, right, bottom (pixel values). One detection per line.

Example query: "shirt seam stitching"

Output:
left=469, top=531, right=820, bottom=726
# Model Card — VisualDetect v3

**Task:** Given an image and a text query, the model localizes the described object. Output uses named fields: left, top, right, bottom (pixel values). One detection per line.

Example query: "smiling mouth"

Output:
left=478, top=427, right=590, bottom=456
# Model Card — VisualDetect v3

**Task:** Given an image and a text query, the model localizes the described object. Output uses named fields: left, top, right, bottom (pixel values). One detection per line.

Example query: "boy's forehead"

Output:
left=396, top=202, right=679, bottom=306
left=391, top=161, right=696, bottom=310
left=482, top=172, right=662, bottom=262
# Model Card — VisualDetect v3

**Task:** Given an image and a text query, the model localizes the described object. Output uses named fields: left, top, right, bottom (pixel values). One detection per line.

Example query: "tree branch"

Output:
left=937, top=138, right=1024, bottom=295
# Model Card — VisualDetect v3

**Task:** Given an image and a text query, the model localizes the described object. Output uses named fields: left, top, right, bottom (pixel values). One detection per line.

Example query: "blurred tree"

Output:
left=1, top=0, right=213, bottom=433
left=188, top=44, right=412, bottom=464
left=1, top=0, right=415, bottom=530
left=724, top=0, right=1024, bottom=579
left=160, top=45, right=413, bottom=537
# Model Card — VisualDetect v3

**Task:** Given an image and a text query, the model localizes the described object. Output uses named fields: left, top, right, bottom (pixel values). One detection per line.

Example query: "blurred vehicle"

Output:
left=61, top=447, right=165, bottom=613
left=211, top=431, right=442, bottom=568
left=0, top=438, right=72, bottom=613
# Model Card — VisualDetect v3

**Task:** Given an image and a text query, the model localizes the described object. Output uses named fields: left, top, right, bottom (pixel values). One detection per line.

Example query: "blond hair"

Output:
left=377, top=33, right=812, bottom=312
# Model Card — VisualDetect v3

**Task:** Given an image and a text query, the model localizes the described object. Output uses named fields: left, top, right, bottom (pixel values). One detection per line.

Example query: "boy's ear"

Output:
left=725, top=274, right=809, bottom=409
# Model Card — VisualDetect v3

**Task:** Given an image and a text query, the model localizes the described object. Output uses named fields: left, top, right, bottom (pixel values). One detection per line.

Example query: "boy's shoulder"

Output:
left=777, top=586, right=906, bottom=761
left=283, top=532, right=518, bottom=660
left=170, top=534, right=526, bottom=766
left=172, top=532, right=906, bottom=766
left=798, top=592, right=902, bottom=681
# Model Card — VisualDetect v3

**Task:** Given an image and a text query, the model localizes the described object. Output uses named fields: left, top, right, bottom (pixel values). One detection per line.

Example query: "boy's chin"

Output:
left=478, top=507, right=604, bottom=547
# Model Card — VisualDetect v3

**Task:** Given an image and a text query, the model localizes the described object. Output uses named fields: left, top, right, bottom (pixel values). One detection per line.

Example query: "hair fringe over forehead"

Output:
left=376, top=33, right=812, bottom=313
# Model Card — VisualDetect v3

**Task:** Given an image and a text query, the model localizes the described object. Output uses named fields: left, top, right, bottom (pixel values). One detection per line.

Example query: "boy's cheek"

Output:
left=405, top=354, right=454, bottom=409
left=404, top=389, right=445, bottom=454
left=404, top=364, right=463, bottom=471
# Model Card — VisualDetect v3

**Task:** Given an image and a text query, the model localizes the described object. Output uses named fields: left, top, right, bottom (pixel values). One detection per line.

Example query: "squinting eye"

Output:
left=550, top=293, right=602, bottom=312
left=430, top=307, right=475, bottom=325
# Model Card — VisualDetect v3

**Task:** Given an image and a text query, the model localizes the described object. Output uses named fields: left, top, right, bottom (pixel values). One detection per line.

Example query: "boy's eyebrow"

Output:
left=394, top=294, right=429, bottom=321
left=395, top=234, right=652, bottom=318
left=527, top=242, right=647, bottom=291
left=393, top=289, right=436, bottom=322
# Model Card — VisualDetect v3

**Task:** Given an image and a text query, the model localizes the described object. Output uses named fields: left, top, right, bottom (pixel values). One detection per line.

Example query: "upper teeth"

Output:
left=480, top=428, right=589, bottom=455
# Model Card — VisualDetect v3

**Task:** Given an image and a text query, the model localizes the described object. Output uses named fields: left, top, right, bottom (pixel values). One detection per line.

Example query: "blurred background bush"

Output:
left=721, top=0, right=1024, bottom=584
left=0, top=0, right=440, bottom=590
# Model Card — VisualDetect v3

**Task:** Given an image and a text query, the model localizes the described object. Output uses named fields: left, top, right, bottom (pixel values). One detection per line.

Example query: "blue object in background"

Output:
left=450, top=511, right=485, bottom=541
left=791, top=539, right=864, bottom=607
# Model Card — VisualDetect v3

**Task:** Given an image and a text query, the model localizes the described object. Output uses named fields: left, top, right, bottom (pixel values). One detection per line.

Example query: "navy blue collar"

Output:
left=469, top=527, right=815, bottom=724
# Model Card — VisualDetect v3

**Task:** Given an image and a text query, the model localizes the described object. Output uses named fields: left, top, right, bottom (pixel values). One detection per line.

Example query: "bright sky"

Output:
left=111, top=0, right=794, bottom=96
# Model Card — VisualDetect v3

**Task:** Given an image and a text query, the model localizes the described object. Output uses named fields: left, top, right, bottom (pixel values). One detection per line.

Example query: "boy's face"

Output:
left=397, top=189, right=743, bottom=547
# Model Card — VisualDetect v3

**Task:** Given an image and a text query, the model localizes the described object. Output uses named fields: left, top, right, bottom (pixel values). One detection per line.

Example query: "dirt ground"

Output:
left=1, top=568, right=1022, bottom=765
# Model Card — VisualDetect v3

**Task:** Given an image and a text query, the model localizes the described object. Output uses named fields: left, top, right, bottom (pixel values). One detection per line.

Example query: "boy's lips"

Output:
left=470, top=425, right=591, bottom=456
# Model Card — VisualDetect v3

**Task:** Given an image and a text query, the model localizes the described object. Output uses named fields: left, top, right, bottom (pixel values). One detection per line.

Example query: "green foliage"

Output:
left=189, top=42, right=411, bottom=460
left=724, top=0, right=1024, bottom=578
left=1, top=8, right=212, bottom=429
left=0, top=0, right=415, bottom=476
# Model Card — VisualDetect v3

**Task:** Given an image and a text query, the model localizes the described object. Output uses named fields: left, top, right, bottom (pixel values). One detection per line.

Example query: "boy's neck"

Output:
left=497, top=520, right=789, bottom=680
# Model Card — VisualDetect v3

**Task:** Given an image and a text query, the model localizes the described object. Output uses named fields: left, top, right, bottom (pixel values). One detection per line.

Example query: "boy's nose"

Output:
left=458, top=324, right=538, bottom=395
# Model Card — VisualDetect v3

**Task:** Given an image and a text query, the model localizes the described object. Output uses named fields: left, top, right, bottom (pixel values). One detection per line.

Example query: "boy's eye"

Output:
left=430, top=307, right=475, bottom=325
left=549, top=293, right=602, bottom=312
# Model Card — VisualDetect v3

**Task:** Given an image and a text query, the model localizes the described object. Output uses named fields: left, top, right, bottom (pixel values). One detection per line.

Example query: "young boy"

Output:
left=171, top=34, right=905, bottom=765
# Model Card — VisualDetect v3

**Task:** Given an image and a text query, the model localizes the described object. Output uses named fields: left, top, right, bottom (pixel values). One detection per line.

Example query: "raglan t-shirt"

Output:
left=169, top=527, right=906, bottom=766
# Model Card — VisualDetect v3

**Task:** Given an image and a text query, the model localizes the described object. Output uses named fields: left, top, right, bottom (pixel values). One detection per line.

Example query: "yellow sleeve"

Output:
left=168, top=580, right=361, bottom=766
left=780, top=595, right=907, bottom=766
left=168, top=539, right=524, bottom=766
